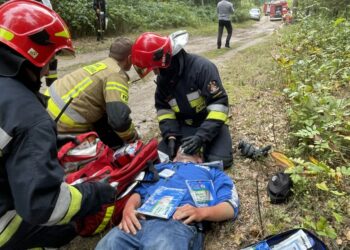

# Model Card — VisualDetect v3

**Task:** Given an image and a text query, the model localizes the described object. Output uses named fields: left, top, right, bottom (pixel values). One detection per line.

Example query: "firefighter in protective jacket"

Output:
left=0, top=1, right=115, bottom=248
left=46, top=37, right=138, bottom=148
left=132, top=31, right=233, bottom=168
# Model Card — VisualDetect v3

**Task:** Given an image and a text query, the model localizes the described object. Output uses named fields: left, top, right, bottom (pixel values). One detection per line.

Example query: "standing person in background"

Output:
left=217, top=0, right=234, bottom=49
left=46, top=37, right=139, bottom=148
left=93, top=0, right=107, bottom=41
left=0, top=1, right=116, bottom=249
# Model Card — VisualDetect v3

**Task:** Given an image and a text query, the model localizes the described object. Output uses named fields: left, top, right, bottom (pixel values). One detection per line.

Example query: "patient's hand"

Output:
left=172, top=204, right=204, bottom=224
left=118, top=195, right=145, bottom=234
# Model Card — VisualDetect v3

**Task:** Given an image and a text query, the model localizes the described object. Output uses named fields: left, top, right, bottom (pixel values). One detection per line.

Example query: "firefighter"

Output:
left=0, top=1, right=116, bottom=249
left=132, top=31, right=233, bottom=168
left=46, top=37, right=138, bottom=148
left=93, top=0, right=106, bottom=41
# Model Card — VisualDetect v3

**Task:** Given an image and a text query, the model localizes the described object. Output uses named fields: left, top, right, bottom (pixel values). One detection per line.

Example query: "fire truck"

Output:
left=263, top=1, right=289, bottom=21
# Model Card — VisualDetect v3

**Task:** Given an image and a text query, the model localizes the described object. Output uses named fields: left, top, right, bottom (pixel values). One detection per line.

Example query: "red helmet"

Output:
left=0, top=0, right=74, bottom=68
left=131, top=32, right=172, bottom=78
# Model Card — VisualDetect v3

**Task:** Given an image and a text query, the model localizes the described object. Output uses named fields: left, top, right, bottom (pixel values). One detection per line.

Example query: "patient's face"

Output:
left=173, top=151, right=203, bottom=163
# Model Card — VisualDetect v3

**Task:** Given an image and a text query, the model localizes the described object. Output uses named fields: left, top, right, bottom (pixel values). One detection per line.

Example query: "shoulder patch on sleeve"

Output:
left=207, top=80, right=221, bottom=95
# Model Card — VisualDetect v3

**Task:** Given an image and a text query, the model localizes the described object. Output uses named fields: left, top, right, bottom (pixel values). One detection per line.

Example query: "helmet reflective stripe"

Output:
left=0, top=127, right=12, bottom=151
left=0, top=1, right=74, bottom=67
left=0, top=28, right=14, bottom=41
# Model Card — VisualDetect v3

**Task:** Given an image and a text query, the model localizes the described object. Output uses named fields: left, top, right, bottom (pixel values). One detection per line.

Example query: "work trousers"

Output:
left=158, top=124, right=233, bottom=169
left=1, top=221, right=76, bottom=250
left=217, top=20, right=233, bottom=48
left=96, top=218, right=204, bottom=250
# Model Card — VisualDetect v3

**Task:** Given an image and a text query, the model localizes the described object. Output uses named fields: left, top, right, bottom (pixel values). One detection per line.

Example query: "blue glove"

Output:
left=181, top=136, right=202, bottom=155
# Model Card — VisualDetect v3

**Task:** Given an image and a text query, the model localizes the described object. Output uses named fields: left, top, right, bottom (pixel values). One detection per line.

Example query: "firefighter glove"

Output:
left=167, top=136, right=177, bottom=160
left=181, top=135, right=202, bottom=155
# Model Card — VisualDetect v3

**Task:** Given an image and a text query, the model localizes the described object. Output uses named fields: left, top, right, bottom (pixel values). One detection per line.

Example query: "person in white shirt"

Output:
left=217, top=0, right=235, bottom=49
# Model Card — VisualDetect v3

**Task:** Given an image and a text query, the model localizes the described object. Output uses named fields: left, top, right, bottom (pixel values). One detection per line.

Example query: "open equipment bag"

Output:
left=241, top=228, right=328, bottom=250
left=58, top=132, right=160, bottom=236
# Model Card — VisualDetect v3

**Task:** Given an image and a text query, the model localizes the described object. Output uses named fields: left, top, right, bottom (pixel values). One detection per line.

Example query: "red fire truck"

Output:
left=263, top=1, right=289, bottom=20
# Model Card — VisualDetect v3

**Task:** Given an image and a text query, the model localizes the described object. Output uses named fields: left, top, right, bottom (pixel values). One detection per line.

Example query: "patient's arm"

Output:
left=118, top=193, right=145, bottom=234
left=173, top=202, right=234, bottom=224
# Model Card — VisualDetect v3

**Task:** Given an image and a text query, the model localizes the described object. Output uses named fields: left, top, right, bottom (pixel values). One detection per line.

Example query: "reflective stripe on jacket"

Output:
left=0, top=77, right=110, bottom=247
left=155, top=50, right=229, bottom=142
left=46, top=57, right=136, bottom=141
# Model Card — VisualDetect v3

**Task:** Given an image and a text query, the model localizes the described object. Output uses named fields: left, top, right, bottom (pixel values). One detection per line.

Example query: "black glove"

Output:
left=57, top=134, right=79, bottom=148
left=181, top=136, right=202, bottom=155
left=238, top=140, right=272, bottom=160
left=167, top=136, right=177, bottom=160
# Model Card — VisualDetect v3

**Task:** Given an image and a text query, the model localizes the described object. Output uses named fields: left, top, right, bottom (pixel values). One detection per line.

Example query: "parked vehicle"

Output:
left=249, top=8, right=261, bottom=21
left=269, top=0, right=288, bottom=21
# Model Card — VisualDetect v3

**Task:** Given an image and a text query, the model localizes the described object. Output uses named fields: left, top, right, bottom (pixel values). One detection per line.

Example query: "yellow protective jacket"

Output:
left=46, top=57, right=136, bottom=142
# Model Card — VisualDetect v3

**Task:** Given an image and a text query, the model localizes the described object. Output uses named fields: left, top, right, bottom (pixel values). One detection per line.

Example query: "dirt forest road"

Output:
left=58, top=17, right=281, bottom=138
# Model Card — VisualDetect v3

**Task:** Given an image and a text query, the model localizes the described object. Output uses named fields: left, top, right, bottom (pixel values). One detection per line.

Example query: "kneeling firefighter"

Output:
left=132, top=31, right=233, bottom=168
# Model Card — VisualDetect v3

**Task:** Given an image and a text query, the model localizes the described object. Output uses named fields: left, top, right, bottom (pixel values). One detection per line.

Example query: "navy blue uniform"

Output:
left=156, top=50, right=233, bottom=167
left=0, top=77, right=115, bottom=249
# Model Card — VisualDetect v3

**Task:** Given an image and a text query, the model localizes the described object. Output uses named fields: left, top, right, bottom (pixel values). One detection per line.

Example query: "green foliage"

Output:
left=277, top=17, right=350, bottom=166
left=297, top=0, right=350, bottom=18
left=275, top=15, right=350, bottom=241
left=53, top=0, right=215, bottom=37
left=53, top=0, right=95, bottom=37
left=285, top=158, right=349, bottom=240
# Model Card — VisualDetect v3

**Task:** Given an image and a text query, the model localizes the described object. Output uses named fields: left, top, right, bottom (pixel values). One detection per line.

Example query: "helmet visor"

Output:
left=56, top=48, right=75, bottom=60
left=133, top=65, right=153, bottom=79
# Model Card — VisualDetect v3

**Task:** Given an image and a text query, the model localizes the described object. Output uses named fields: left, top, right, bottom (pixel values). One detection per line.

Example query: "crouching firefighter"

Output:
left=46, top=37, right=138, bottom=148
left=0, top=1, right=116, bottom=249
left=132, top=31, right=233, bottom=168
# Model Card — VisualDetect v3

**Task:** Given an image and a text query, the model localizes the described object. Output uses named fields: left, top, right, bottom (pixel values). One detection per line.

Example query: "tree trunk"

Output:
left=292, top=0, right=298, bottom=21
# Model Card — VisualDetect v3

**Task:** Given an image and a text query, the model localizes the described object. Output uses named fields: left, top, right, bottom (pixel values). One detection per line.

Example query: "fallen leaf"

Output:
left=271, top=151, right=295, bottom=168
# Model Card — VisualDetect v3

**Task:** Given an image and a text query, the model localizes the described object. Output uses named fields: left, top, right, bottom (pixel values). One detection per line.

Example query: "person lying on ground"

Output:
left=46, top=37, right=138, bottom=148
left=95, top=152, right=240, bottom=250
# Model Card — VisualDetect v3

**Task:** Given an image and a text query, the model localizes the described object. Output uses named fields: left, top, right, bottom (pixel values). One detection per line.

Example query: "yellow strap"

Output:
left=157, top=113, right=176, bottom=122
left=46, top=74, right=58, bottom=79
left=93, top=205, right=115, bottom=234
left=83, top=62, right=107, bottom=75
left=0, top=215, right=22, bottom=247
left=58, top=185, right=82, bottom=225
left=206, top=111, right=228, bottom=122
